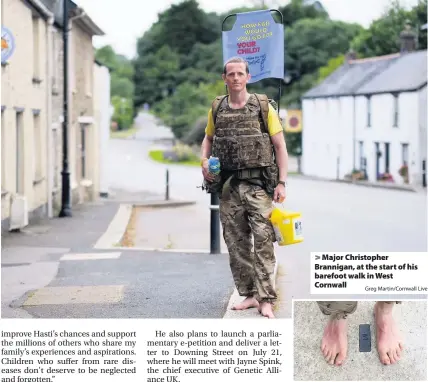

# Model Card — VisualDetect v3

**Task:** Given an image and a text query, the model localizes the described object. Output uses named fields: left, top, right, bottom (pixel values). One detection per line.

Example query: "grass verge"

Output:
left=149, top=150, right=200, bottom=167
left=118, top=206, right=139, bottom=247
left=110, top=126, right=138, bottom=139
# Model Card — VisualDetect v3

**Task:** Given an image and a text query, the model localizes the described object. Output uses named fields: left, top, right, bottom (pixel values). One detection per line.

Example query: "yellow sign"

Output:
left=284, top=109, right=302, bottom=133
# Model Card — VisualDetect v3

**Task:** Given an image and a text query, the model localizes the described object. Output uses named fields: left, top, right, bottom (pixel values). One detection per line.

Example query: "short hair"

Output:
left=223, top=57, right=249, bottom=75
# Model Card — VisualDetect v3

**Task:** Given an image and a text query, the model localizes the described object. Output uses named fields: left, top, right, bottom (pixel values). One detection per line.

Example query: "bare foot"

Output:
left=375, top=302, right=404, bottom=365
left=321, top=318, right=348, bottom=366
left=232, top=296, right=259, bottom=310
left=258, top=301, right=275, bottom=318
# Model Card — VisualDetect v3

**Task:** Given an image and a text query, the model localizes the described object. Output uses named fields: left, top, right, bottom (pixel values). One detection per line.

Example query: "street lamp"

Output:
left=59, top=0, right=72, bottom=217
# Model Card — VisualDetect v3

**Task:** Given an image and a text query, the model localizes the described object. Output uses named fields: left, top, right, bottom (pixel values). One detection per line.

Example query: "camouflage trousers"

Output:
left=317, top=301, right=402, bottom=319
left=219, top=179, right=277, bottom=303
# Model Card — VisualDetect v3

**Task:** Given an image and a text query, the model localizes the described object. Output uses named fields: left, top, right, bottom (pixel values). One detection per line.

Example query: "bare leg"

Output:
left=321, top=317, right=348, bottom=366
left=375, top=302, right=404, bottom=365
left=232, top=296, right=259, bottom=310
left=258, top=301, right=275, bottom=318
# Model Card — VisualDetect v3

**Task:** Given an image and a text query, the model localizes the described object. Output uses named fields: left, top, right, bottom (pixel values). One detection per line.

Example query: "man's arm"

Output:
left=201, top=134, right=213, bottom=161
left=271, top=132, right=288, bottom=183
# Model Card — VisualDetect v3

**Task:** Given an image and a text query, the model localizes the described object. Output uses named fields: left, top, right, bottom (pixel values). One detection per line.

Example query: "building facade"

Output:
left=1, top=0, right=106, bottom=233
left=1, top=0, right=55, bottom=231
left=302, top=44, right=427, bottom=188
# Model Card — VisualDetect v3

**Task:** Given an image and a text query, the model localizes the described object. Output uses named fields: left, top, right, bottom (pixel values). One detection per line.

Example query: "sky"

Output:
left=74, top=0, right=420, bottom=59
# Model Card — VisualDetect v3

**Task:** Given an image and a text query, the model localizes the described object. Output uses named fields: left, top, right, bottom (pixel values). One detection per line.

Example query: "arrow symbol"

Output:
left=315, top=255, right=320, bottom=260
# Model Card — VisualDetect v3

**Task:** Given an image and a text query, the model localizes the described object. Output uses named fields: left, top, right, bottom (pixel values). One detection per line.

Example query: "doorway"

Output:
left=375, top=142, right=381, bottom=180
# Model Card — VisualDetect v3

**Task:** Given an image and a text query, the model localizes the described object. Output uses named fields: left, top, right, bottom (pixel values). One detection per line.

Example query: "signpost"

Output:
left=209, top=9, right=285, bottom=255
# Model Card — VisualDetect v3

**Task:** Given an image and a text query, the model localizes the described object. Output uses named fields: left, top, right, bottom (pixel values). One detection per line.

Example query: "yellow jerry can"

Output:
left=270, top=205, right=303, bottom=246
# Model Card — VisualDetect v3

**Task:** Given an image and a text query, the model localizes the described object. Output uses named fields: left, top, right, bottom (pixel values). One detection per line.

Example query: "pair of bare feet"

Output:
left=321, top=302, right=404, bottom=366
left=232, top=296, right=275, bottom=318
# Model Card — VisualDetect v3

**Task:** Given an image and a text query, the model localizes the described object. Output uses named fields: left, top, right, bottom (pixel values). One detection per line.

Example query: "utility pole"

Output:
left=59, top=0, right=72, bottom=217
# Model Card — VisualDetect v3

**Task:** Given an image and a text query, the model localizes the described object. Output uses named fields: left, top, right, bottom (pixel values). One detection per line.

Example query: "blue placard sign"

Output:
left=2, top=27, right=16, bottom=63
left=222, top=10, right=284, bottom=83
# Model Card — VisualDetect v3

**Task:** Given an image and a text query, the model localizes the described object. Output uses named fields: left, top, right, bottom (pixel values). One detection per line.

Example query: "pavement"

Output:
left=293, top=300, right=427, bottom=381
left=1, top=198, right=235, bottom=319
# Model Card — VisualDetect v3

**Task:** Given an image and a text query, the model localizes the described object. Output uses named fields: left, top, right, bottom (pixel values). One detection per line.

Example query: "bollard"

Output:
left=210, top=192, right=221, bottom=254
left=423, top=160, right=426, bottom=188
left=165, top=169, right=169, bottom=201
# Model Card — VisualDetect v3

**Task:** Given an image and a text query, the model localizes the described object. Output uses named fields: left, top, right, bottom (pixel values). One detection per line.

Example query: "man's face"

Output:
left=222, top=62, right=250, bottom=92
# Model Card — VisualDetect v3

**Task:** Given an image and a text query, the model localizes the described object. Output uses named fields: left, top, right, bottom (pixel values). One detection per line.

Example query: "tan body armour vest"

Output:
left=211, top=94, right=274, bottom=171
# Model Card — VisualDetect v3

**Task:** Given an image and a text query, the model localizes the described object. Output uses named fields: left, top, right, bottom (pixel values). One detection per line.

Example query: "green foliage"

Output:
left=95, top=45, right=134, bottom=98
left=149, top=149, right=200, bottom=166
left=111, top=96, right=133, bottom=130
left=95, top=45, right=135, bottom=129
left=351, top=0, right=426, bottom=57
left=317, top=54, right=345, bottom=83
left=279, top=0, right=329, bottom=26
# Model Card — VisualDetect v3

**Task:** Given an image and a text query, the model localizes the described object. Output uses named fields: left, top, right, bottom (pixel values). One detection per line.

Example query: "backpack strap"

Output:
left=212, top=95, right=228, bottom=125
left=253, top=93, right=270, bottom=134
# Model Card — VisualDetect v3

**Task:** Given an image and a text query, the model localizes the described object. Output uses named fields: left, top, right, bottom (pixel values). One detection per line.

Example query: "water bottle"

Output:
left=208, top=156, right=220, bottom=175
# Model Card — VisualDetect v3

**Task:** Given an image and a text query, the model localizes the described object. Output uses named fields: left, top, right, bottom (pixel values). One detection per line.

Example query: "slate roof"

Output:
left=303, top=50, right=427, bottom=99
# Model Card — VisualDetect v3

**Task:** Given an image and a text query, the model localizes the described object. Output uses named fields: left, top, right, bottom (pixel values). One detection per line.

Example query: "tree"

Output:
left=351, top=0, right=426, bottom=57
left=279, top=0, right=329, bottom=26
left=111, top=96, right=133, bottom=130
left=95, top=45, right=135, bottom=128
left=316, top=54, right=345, bottom=83
left=133, top=45, right=181, bottom=107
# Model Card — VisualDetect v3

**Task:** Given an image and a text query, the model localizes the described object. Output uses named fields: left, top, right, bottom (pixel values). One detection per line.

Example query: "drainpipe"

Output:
left=46, top=16, right=54, bottom=217
left=28, top=0, right=54, bottom=218
left=352, top=95, right=356, bottom=169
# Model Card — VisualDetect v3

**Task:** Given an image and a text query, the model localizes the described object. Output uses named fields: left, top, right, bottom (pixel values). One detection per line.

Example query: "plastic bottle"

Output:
left=208, top=156, right=221, bottom=175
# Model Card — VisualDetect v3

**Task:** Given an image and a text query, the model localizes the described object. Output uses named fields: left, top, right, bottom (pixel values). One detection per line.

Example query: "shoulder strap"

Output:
left=212, top=95, right=228, bottom=125
left=253, top=93, right=269, bottom=134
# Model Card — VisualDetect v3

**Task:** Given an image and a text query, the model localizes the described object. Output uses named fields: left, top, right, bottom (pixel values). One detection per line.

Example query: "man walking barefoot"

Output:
left=201, top=57, right=288, bottom=318
left=317, top=301, right=404, bottom=366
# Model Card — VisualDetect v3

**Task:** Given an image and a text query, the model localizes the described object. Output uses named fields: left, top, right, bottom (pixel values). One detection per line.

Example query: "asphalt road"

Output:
left=116, top=112, right=427, bottom=254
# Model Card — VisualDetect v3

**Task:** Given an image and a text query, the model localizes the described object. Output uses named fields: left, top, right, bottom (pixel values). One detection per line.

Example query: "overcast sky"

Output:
left=75, top=0, right=420, bottom=59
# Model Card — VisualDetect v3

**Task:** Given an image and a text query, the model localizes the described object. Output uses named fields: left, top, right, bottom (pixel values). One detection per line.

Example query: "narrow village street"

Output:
left=2, top=112, right=426, bottom=320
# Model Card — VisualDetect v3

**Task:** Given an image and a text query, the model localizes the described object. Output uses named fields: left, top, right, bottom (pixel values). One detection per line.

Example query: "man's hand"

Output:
left=201, top=158, right=215, bottom=182
left=273, top=183, right=286, bottom=203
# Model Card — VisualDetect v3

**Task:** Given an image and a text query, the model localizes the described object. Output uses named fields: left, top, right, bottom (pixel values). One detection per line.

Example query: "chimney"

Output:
left=345, top=48, right=357, bottom=62
left=400, top=20, right=417, bottom=53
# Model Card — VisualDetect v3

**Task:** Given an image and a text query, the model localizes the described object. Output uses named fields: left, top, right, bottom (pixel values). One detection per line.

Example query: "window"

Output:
left=52, top=30, right=58, bottom=91
left=86, top=50, right=93, bottom=95
left=69, top=29, right=76, bottom=92
left=366, top=96, right=371, bottom=127
left=81, top=125, right=86, bottom=178
left=52, top=127, right=59, bottom=190
left=402, top=143, right=409, bottom=165
left=16, top=111, right=24, bottom=194
left=32, top=16, right=40, bottom=80
left=33, top=111, right=42, bottom=180
left=359, top=141, right=364, bottom=169
left=393, top=94, right=399, bottom=127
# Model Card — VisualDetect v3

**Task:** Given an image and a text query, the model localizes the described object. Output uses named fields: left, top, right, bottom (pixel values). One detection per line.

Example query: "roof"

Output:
left=303, top=50, right=427, bottom=99
left=39, top=0, right=104, bottom=35
left=355, top=50, right=427, bottom=95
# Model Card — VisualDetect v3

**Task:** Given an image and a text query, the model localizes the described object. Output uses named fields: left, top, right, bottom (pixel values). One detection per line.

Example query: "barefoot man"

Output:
left=201, top=56, right=288, bottom=319
left=317, top=301, right=404, bottom=366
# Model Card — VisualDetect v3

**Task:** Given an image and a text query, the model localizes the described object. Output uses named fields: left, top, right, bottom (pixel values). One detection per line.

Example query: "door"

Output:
left=375, top=142, right=380, bottom=180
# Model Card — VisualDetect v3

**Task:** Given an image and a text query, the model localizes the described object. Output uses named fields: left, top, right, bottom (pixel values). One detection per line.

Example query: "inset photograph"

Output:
left=293, top=300, right=427, bottom=381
